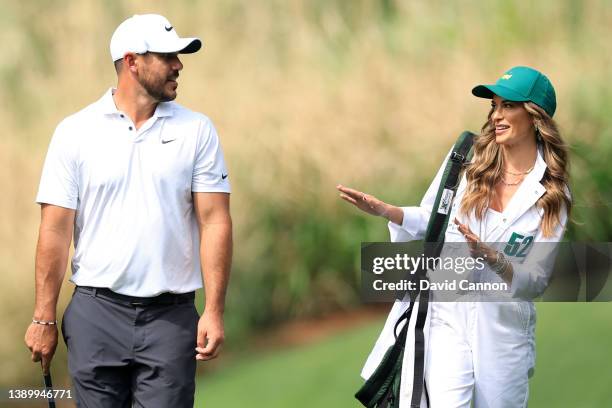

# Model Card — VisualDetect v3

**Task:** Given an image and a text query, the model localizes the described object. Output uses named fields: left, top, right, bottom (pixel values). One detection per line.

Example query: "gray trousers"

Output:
left=61, top=287, right=199, bottom=408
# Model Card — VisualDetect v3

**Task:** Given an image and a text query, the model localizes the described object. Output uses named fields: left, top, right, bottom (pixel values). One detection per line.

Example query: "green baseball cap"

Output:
left=472, top=66, right=557, bottom=117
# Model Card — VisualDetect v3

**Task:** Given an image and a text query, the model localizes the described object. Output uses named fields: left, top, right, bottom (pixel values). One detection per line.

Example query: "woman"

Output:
left=338, top=66, right=571, bottom=407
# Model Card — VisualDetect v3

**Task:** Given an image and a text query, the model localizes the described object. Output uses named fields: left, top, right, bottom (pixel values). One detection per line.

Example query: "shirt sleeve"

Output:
left=388, top=148, right=453, bottom=242
left=192, top=118, right=231, bottom=193
left=509, top=194, right=570, bottom=299
left=35, top=120, right=79, bottom=209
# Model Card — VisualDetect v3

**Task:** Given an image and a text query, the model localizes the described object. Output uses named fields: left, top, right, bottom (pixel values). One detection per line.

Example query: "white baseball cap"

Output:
left=110, top=14, right=202, bottom=61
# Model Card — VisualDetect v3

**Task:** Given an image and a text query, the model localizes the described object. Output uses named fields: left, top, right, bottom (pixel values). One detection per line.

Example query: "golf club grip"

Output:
left=43, top=373, right=53, bottom=388
left=42, top=364, right=56, bottom=408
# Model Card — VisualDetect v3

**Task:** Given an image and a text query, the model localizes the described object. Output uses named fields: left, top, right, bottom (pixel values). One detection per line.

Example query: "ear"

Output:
left=123, top=53, right=139, bottom=74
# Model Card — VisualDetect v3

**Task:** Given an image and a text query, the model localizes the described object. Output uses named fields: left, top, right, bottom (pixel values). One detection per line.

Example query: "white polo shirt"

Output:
left=36, top=89, right=231, bottom=296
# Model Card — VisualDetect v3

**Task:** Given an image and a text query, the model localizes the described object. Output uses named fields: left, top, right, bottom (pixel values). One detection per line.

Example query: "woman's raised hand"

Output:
left=336, top=185, right=404, bottom=225
left=453, top=218, right=497, bottom=262
left=336, top=184, right=390, bottom=217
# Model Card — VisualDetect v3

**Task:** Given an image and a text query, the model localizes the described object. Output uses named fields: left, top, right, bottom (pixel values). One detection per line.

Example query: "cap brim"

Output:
left=177, top=38, right=201, bottom=54
left=149, top=37, right=202, bottom=55
left=471, top=84, right=528, bottom=102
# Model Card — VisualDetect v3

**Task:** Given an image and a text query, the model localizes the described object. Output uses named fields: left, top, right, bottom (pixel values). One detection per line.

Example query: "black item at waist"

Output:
left=76, top=286, right=195, bottom=306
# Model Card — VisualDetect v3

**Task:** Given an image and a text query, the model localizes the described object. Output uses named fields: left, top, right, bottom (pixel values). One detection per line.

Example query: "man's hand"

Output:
left=24, top=323, right=58, bottom=374
left=195, top=311, right=225, bottom=361
left=26, top=204, right=74, bottom=373
left=193, top=192, right=231, bottom=361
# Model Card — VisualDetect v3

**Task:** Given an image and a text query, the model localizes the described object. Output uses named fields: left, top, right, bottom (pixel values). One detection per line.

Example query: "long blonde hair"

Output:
left=459, top=102, right=571, bottom=237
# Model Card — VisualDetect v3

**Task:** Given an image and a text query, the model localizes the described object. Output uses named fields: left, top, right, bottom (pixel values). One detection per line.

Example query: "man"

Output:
left=24, top=14, right=232, bottom=407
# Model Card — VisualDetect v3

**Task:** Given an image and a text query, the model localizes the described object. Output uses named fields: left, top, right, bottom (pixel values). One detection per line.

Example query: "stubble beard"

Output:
left=138, top=71, right=177, bottom=102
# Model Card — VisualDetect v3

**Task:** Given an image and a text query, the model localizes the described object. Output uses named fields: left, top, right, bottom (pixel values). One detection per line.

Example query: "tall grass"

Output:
left=1, top=0, right=611, bottom=386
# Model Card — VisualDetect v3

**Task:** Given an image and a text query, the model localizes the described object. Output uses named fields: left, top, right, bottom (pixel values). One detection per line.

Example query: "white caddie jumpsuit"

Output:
left=361, top=146, right=569, bottom=408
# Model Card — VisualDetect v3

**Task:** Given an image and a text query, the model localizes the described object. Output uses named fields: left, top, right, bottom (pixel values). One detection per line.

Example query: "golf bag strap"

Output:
left=355, top=308, right=412, bottom=407
left=409, top=288, right=429, bottom=407
left=394, top=300, right=415, bottom=339
left=423, top=131, right=475, bottom=257
left=409, top=131, right=475, bottom=407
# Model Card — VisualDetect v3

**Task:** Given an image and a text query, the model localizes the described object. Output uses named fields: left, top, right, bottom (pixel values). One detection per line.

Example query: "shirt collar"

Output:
left=99, top=88, right=119, bottom=115
left=530, top=144, right=547, bottom=183
left=98, top=88, right=174, bottom=118
left=516, top=143, right=547, bottom=202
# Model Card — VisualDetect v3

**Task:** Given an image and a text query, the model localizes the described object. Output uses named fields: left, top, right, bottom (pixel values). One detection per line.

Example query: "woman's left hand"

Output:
left=453, top=218, right=498, bottom=264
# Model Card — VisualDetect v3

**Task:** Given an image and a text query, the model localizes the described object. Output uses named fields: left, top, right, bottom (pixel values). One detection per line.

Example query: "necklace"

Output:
left=504, top=165, right=534, bottom=176
left=500, top=176, right=523, bottom=186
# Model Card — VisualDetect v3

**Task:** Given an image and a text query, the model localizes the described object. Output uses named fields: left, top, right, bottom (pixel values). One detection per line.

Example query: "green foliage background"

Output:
left=1, top=0, right=611, bottom=400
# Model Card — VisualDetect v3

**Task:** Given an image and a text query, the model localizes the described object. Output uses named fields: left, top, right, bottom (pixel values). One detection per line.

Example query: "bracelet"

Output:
left=490, top=252, right=510, bottom=276
left=32, top=319, right=57, bottom=326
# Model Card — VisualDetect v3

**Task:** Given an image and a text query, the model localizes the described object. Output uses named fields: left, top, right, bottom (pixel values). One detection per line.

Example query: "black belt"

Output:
left=76, top=286, right=195, bottom=306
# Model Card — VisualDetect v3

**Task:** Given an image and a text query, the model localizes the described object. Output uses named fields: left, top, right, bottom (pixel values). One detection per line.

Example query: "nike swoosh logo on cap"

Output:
left=161, top=139, right=176, bottom=144
left=221, top=174, right=228, bottom=179
left=165, top=25, right=173, bottom=32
